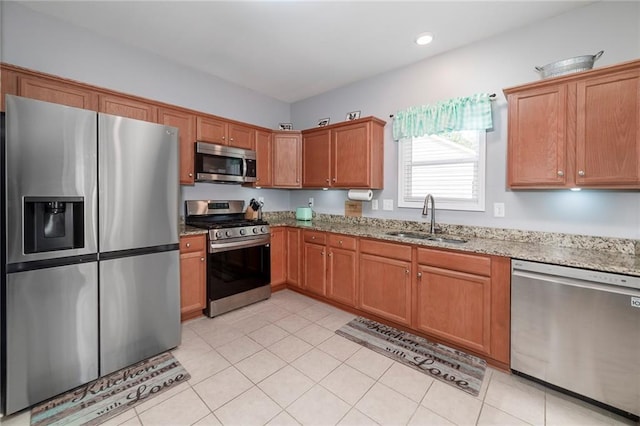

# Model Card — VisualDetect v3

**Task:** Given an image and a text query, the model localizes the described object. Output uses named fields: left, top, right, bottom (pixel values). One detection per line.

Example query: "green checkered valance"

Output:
left=392, top=93, right=493, bottom=140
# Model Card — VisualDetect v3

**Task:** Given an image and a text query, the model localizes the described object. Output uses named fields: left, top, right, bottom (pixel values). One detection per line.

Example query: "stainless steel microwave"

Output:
left=194, top=142, right=257, bottom=184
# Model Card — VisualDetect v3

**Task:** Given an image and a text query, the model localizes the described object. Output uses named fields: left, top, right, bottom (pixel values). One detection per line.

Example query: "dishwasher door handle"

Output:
left=513, top=269, right=640, bottom=298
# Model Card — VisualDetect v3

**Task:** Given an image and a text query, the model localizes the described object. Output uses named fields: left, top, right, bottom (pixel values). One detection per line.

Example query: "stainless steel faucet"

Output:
left=422, top=194, right=436, bottom=234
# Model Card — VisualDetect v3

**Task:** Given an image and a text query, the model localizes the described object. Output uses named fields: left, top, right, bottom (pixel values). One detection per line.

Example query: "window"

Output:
left=398, top=130, right=486, bottom=211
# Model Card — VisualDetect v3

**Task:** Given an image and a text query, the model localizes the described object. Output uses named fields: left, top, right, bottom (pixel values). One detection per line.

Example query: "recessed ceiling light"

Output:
left=415, top=32, right=434, bottom=46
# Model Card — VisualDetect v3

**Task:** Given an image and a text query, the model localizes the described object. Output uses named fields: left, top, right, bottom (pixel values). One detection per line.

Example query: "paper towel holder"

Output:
left=347, top=189, right=373, bottom=201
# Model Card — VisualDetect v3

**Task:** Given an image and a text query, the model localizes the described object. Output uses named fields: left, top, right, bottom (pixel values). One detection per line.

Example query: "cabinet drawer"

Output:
left=328, top=234, right=357, bottom=250
left=180, top=235, right=206, bottom=253
left=417, top=248, right=491, bottom=276
left=303, top=230, right=327, bottom=244
left=360, top=239, right=411, bottom=261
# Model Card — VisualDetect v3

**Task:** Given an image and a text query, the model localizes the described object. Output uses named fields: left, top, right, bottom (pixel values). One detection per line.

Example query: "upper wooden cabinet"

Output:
left=196, top=116, right=256, bottom=150
left=255, top=130, right=273, bottom=187
left=272, top=131, right=302, bottom=188
left=158, top=107, right=196, bottom=185
left=504, top=59, right=640, bottom=189
left=302, top=117, right=385, bottom=189
left=16, top=74, right=98, bottom=111
left=98, top=93, right=157, bottom=122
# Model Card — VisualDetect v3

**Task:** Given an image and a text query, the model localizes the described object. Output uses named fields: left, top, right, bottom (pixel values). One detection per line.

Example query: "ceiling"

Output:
left=21, top=1, right=593, bottom=103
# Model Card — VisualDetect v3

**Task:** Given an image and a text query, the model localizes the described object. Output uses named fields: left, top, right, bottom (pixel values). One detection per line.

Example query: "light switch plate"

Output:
left=493, top=202, right=505, bottom=217
left=383, top=199, right=393, bottom=211
left=371, top=199, right=379, bottom=210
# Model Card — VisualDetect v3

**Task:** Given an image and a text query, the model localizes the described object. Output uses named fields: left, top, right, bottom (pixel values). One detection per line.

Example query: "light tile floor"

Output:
left=2, top=289, right=637, bottom=426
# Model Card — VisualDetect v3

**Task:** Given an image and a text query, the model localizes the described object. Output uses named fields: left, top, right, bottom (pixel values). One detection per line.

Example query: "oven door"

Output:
left=206, top=236, right=271, bottom=317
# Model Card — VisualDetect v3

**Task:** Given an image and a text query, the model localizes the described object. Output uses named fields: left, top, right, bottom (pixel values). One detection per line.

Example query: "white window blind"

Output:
left=398, top=130, right=486, bottom=211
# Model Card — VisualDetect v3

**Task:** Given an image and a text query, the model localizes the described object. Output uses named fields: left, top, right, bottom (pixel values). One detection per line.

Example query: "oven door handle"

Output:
left=209, top=236, right=270, bottom=253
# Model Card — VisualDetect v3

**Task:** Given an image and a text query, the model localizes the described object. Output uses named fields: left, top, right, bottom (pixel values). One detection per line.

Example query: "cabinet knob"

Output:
left=405, top=269, right=410, bottom=274
left=230, top=138, right=234, bottom=142
left=188, top=173, right=193, bottom=177
left=312, top=236, right=315, bottom=240
left=328, top=252, right=333, bottom=257
left=200, top=257, right=204, bottom=262
left=332, top=178, right=336, bottom=182
left=557, top=171, right=564, bottom=177
left=222, top=136, right=226, bottom=140
left=186, top=243, right=191, bottom=248
left=339, top=240, right=343, bottom=245
left=296, top=178, right=300, bottom=183
left=321, top=251, right=325, bottom=256
left=326, top=178, right=330, bottom=183
left=417, top=272, right=422, bottom=278
left=578, top=170, right=585, bottom=177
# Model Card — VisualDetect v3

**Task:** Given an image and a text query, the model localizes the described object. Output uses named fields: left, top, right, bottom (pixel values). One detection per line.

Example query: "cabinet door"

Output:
left=415, top=265, right=491, bottom=355
left=270, top=228, right=286, bottom=286
left=255, top=130, right=273, bottom=187
left=228, top=123, right=255, bottom=150
left=286, top=228, right=301, bottom=287
left=507, top=85, right=568, bottom=187
left=304, top=242, right=326, bottom=296
left=99, top=94, right=157, bottom=122
left=180, top=235, right=206, bottom=321
left=327, top=246, right=357, bottom=307
left=332, top=121, right=372, bottom=187
left=273, top=132, right=302, bottom=188
left=158, top=107, right=196, bottom=185
left=576, top=69, right=640, bottom=186
left=358, top=253, right=412, bottom=325
left=303, top=128, right=331, bottom=187
left=197, top=116, right=228, bottom=144
left=18, top=75, right=98, bottom=110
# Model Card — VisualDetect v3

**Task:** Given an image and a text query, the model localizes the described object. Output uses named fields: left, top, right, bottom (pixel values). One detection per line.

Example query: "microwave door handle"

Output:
left=242, top=158, right=247, bottom=179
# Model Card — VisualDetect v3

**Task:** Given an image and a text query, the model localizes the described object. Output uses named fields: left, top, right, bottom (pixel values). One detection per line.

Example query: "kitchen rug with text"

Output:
left=30, top=352, right=190, bottom=426
left=336, top=317, right=486, bottom=396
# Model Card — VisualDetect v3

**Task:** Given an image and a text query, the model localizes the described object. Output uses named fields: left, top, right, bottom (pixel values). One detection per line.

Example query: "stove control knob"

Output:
left=261, top=226, right=267, bottom=233
left=225, top=230, right=232, bottom=237
left=240, top=229, right=246, bottom=235
left=252, top=227, right=259, bottom=234
left=215, top=231, right=221, bottom=239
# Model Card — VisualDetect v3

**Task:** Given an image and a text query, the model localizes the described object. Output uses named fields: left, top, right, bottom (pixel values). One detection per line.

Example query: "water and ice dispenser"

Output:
left=23, top=197, right=85, bottom=253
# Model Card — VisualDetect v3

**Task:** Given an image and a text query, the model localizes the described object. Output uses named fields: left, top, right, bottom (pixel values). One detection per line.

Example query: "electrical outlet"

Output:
left=493, top=202, right=505, bottom=217
left=258, top=197, right=264, bottom=204
left=383, top=199, right=393, bottom=211
left=308, top=197, right=314, bottom=207
left=371, top=199, right=379, bottom=210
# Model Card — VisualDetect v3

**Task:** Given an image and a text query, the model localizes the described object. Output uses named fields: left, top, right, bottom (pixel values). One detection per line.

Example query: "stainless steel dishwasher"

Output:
left=511, top=259, right=640, bottom=419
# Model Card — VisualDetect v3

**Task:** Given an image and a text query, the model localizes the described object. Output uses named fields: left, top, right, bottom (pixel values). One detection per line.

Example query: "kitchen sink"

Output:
left=385, top=231, right=467, bottom=244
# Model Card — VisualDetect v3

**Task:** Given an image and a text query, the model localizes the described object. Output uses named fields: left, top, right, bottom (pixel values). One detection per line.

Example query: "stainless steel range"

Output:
left=185, top=200, right=271, bottom=317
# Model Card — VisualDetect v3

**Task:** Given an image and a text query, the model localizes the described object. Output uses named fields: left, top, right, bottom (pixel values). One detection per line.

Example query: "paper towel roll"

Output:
left=347, top=189, right=373, bottom=201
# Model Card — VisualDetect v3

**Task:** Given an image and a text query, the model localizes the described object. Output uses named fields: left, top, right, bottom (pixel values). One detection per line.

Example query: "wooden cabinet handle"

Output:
left=339, top=240, right=343, bottom=245
left=188, top=173, right=193, bottom=177
left=311, top=236, right=316, bottom=240
left=557, top=171, right=564, bottom=177
left=417, top=272, right=422, bottom=278
left=186, top=243, right=191, bottom=248
left=200, top=257, right=205, bottom=261
left=578, top=170, right=585, bottom=176
left=222, top=136, right=226, bottom=140
left=230, top=138, right=234, bottom=142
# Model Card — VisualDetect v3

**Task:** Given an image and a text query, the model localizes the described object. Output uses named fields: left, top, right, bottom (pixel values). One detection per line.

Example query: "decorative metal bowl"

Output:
left=535, top=51, right=604, bottom=79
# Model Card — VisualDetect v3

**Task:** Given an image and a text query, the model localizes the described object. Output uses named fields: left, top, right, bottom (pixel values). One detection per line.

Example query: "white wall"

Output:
left=0, top=2, right=292, bottom=213
left=290, top=1, right=640, bottom=239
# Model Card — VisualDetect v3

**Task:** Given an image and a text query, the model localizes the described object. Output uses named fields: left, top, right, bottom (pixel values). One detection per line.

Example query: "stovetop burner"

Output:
left=184, top=200, right=270, bottom=243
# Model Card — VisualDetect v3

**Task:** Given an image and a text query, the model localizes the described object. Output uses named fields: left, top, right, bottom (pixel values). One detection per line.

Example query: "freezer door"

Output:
left=98, top=114, right=179, bottom=252
left=5, top=95, right=98, bottom=263
left=5, top=263, right=99, bottom=415
left=100, top=250, right=181, bottom=375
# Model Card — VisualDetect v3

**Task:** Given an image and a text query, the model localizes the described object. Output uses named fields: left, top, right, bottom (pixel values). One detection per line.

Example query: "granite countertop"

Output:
left=179, top=224, right=209, bottom=236
left=267, top=218, right=640, bottom=277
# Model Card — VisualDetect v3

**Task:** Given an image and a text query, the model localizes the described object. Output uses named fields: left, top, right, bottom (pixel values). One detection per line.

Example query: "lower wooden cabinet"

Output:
left=414, top=248, right=510, bottom=364
left=286, top=228, right=301, bottom=287
left=179, top=234, right=207, bottom=321
left=326, top=234, right=357, bottom=307
left=270, top=227, right=286, bottom=287
left=303, top=230, right=327, bottom=296
left=358, top=239, right=412, bottom=326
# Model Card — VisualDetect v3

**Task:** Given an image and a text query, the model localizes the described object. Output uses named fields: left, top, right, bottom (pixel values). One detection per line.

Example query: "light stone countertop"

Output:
left=267, top=217, right=640, bottom=277
left=179, top=213, right=640, bottom=277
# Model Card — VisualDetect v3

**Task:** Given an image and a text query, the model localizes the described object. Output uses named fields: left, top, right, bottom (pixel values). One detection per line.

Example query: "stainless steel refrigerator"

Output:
left=1, top=95, right=181, bottom=415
